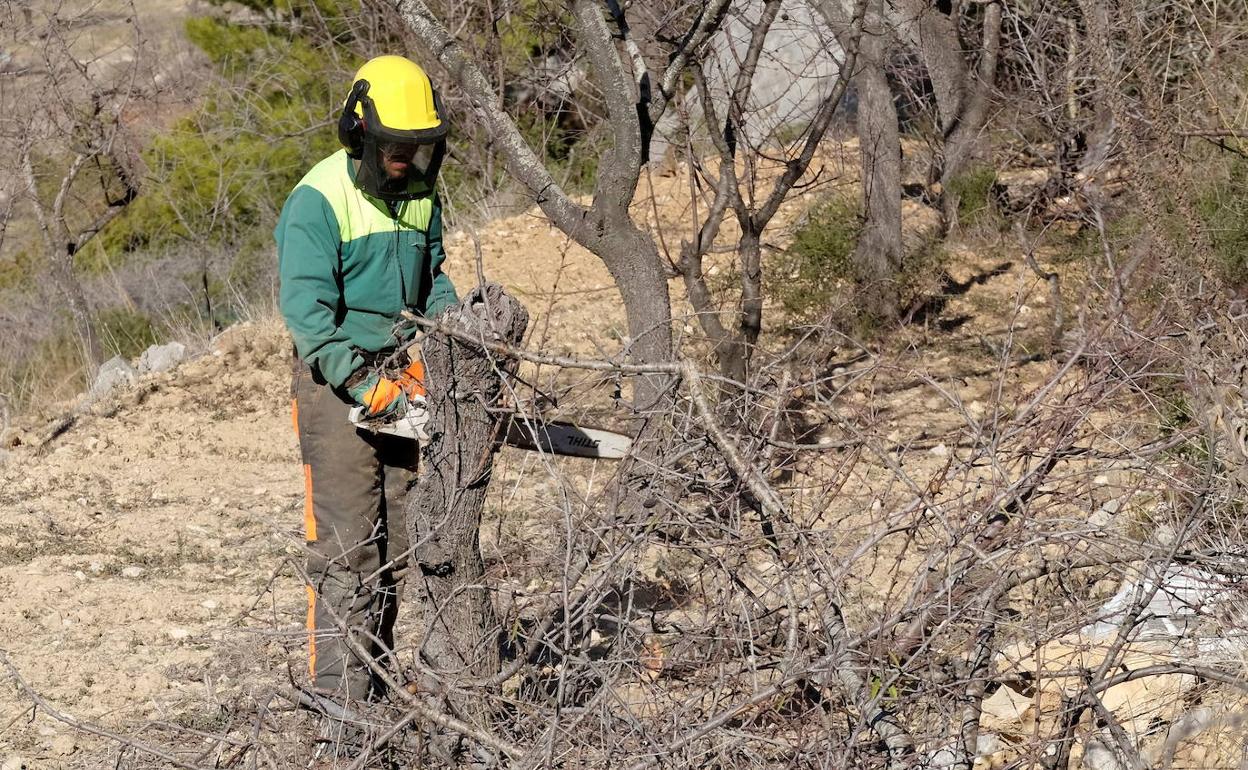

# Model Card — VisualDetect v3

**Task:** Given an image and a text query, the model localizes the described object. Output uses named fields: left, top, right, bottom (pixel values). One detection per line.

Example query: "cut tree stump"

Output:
left=405, top=283, right=528, bottom=684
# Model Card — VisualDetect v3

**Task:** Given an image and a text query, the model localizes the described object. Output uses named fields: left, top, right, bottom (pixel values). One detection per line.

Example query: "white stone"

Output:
left=1081, top=733, right=1127, bottom=770
left=1164, top=707, right=1217, bottom=749
left=167, top=627, right=191, bottom=641
left=121, top=566, right=146, bottom=579
left=1154, top=523, right=1180, bottom=548
left=976, top=732, right=1003, bottom=757
left=924, top=741, right=960, bottom=769
left=200, top=599, right=219, bottom=611
left=2, top=755, right=28, bottom=770
left=137, top=342, right=188, bottom=373
left=89, top=356, right=137, bottom=399
left=1084, top=565, right=1239, bottom=643
left=1093, top=474, right=1110, bottom=485
left=1088, top=499, right=1121, bottom=528
left=73, top=571, right=86, bottom=581
left=929, top=443, right=950, bottom=457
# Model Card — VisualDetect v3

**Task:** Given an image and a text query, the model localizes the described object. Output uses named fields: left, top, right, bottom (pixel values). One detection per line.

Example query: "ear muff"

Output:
left=337, top=79, right=370, bottom=158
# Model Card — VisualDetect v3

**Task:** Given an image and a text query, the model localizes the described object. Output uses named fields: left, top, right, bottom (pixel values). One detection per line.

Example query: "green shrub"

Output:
left=95, top=307, right=162, bottom=360
left=769, top=197, right=861, bottom=322
left=99, top=10, right=346, bottom=264
left=947, top=165, right=999, bottom=228
left=1053, top=157, right=1248, bottom=289
left=1196, top=158, right=1248, bottom=287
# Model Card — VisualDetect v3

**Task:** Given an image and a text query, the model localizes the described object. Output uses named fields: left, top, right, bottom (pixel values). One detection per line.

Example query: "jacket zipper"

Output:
left=386, top=200, right=407, bottom=306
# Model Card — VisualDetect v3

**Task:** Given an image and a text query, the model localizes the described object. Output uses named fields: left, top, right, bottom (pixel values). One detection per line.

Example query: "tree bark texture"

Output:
left=48, top=247, right=103, bottom=369
left=893, top=0, right=1002, bottom=228
left=937, top=0, right=1001, bottom=227
left=815, top=0, right=903, bottom=320
left=406, top=283, right=529, bottom=681
left=851, top=0, right=904, bottom=320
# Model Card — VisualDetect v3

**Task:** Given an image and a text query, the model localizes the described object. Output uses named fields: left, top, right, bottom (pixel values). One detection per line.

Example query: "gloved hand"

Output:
left=395, top=358, right=426, bottom=400
left=347, top=373, right=408, bottom=417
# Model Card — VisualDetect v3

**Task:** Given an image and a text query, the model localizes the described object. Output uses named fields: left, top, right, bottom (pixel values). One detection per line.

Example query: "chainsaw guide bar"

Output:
left=500, top=418, right=633, bottom=459
left=349, top=405, right=633, bottom=460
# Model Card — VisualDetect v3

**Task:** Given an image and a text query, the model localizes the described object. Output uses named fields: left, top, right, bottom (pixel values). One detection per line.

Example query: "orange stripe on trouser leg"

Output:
left=303, top=464, right=316, bottom=542
left=305, top=584, right=317, bottom=680
left=291, top=398, right=299, bottom=437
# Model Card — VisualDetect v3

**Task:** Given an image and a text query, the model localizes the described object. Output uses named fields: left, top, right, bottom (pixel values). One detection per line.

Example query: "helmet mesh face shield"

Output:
left=354, top=93, right=447, bottom=201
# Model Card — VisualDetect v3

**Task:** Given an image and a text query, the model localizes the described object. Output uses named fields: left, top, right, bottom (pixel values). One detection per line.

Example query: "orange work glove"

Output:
left=395, top=358, right=426, bottom=400
left=348, top=373, right=408, bottom=417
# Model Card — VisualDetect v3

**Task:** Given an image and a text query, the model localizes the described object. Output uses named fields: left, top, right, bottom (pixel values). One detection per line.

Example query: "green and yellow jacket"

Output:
left=275, top=149, right=457, bottom=388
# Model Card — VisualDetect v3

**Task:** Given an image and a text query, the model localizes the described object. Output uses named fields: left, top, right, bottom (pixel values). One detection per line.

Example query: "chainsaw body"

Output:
left=347, top=349, right=632, bottom=460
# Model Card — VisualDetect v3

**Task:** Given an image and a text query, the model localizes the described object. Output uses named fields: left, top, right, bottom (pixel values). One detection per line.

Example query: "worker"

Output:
left=275, top=54, right=456, bottom=761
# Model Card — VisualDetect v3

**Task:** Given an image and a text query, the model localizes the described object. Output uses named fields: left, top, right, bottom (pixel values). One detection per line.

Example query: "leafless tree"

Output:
left=2, top=2, right=150, bottom=372
left=892, top=0, right=1003, bottom=228
left=392, top=0, right=735, bottom=414
left=665, top=0, right=868, bottom=382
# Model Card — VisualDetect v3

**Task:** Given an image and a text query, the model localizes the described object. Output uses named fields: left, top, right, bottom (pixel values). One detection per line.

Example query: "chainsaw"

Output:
left=347, top=352, right=633, bottom=460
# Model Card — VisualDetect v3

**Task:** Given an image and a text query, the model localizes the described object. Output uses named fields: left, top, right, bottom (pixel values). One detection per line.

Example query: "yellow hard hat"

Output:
left=338, top=55, right=448, bottom=201
left=349, top=55, right=443, bottom=133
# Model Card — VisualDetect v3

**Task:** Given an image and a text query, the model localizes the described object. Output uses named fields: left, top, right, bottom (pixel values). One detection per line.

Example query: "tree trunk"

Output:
left=395, top=0, right=674, bottom=409
left=895, top=0, right=967, bottom=137
left=852, top=3, right=904, bottom=321
left=48, top=247, right=102, bottom=370
left=817, top=0, right=904, bottom=320
left=593, top=223, right=674, bottom=407
left=893, top=0, right=1002, bottom=229
left=406, top=283, right=529, bottom=685
left=936, top=0, right=1002, bottom=227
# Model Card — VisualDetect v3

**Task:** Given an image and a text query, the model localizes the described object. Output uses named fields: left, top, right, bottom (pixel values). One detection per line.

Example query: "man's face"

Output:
left=379, top=142, right=420, bottom=180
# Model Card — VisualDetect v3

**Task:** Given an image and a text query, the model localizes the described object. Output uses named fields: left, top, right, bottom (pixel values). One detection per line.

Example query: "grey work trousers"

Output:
left=292, top=355, right=415, bottom=702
